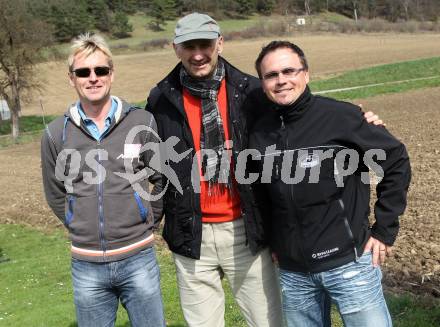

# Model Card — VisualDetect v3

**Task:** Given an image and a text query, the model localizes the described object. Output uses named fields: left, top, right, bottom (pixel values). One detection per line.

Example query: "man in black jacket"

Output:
left=250, top=40, right=411, bottom=327
left=146, top=13, right=283, bottom=327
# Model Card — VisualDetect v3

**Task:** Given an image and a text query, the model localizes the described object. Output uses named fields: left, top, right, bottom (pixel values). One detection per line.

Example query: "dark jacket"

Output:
left=41, top=96, right=162, bottom=262
left=249, top=87, right=411, bottom=273
left=146, top=57, right=268, bottom=259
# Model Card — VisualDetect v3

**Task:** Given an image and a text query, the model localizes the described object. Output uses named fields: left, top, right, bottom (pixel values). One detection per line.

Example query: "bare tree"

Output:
left=304, top=0, right=311, bottom=15
left=400, top=0, right=412, bottom=20
left=0, top=0, right=52, bottom=140
left=352, top=0, right=359, bottom=22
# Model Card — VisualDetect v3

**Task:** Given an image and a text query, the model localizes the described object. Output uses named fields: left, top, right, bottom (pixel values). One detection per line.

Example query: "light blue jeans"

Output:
left=71, top=247, right=165, bottom=327
left=279, top=252, right=392, bottom=327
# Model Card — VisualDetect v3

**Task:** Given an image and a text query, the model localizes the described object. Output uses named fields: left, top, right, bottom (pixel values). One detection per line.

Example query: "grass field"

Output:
left=114, top=13, right=265, bottom=46
left=309, top=56, right=440, bottom=99
left=53, top=14, right=269, bottom=57
left=1, top=225, right=439, bottom=326
left=0, top=224, right=250, bottom=326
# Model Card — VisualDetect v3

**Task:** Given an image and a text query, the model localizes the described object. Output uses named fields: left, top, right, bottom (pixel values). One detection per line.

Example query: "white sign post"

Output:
left=0, top=100, right=11, bottom=120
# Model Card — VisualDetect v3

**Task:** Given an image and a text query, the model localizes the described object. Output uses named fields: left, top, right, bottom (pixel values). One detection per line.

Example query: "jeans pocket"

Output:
left=137, top=247, right=160, bottom=278
left=358, top=251, right=373, bottom=265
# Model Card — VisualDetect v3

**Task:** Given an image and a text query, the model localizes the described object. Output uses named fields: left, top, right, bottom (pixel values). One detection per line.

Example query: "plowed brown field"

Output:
left=28, top=33, right=440, bottom=115
left=1, top=33, right=439, bottom=297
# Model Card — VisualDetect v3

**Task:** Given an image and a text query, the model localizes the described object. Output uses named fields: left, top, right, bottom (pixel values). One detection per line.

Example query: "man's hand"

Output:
left=363, top=236, right=392, bottom=267
left=363, top=111, right=385, bottom=126
left=358, top=103, right=385, bottom=126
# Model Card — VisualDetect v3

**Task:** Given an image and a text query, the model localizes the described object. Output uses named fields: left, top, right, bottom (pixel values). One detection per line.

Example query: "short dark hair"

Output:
left=255, top=40, right=308, bottom=79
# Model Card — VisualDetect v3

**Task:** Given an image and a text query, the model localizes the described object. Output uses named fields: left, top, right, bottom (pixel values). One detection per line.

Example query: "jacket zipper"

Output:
left=234, top=118, right=248, bottom=244
left=183, top=122, right=198, bottom=243
left=338, top=198, right=359, bottom=262
left=230, top=81, right=249, bottom=245
left=97, top=140, right=106, bottom=258
left=281, top=114, right=311, bottom=270
left=182, top=117, right=197, bottom=254
left=95, top=117, right=122, bottom=259
left=73, top=107, right=127, bottom=260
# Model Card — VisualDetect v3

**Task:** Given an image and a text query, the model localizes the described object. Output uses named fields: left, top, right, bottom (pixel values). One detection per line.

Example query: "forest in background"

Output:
left=26, top=0, right=440, bottom=42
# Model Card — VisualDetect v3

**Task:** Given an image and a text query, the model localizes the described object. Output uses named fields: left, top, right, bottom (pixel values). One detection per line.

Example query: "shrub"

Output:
left=139, top=38, right=169, bottom=51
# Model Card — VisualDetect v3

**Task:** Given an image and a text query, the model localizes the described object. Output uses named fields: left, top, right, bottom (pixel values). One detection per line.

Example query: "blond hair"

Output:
left=68, top=32, right=113, bottom=71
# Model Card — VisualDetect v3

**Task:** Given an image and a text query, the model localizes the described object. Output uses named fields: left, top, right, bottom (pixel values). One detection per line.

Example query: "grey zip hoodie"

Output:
left=41, top=96, right=163, bottom=262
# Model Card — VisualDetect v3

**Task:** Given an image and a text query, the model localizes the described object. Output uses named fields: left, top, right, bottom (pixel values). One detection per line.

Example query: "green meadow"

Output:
left=1, top=225, right=439, bottom=326
left=309, top=57, right=440, bottom=100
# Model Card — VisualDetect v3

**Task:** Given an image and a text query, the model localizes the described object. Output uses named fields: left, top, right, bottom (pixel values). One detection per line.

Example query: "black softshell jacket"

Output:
left=249, top=87, right=411, bottom=273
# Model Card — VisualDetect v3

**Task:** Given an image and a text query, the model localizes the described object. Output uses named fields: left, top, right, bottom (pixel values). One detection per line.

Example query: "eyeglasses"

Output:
left=71, top=66, right=111, bottom=78
left=263, top=67, right=305, bottom=81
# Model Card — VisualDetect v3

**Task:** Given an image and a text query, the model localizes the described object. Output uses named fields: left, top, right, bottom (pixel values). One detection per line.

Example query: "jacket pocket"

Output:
left=162, top=189, right=194, bottom=249
left=68, top=195, right=100, bottom=246
left=134, top=191, right=149, bottom=223
left=65, top=195, right=76, bottom=227
left=103, top=193, right=152, bottom=244
left=298, top=199, right=354, bottom=264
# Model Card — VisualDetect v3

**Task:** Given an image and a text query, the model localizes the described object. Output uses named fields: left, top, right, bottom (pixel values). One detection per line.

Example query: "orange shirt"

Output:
left=183, top=79, right=242, bottom=223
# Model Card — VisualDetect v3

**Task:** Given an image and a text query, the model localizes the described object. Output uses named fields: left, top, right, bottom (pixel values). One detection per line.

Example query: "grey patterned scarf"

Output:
left=180, top=61, right=231, bottom=192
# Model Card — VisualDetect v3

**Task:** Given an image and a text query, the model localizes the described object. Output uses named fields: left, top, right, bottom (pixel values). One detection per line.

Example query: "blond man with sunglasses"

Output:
left=41, top=33, right=165, bottom=327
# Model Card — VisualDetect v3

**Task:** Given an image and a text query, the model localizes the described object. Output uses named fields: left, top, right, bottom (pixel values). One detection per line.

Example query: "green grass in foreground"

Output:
left=1, top=225, right=439, bottom=326
left=309, top=56, right=440, bottom=100
left=0, top=224, right=244, bottom=326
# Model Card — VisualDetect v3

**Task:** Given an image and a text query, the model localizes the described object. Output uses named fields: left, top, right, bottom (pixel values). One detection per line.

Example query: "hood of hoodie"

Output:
left=64, top=96, right=135, bottom=128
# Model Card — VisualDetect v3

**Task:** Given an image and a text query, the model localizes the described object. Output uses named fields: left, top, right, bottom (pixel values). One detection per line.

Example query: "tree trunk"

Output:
left=353, top=1, right=358, bottom=22
left=402, top=1, right=410, bottom=20
left=10, top=82, right=21, bottom=141
left=11, top=108, right=19, bottom=141
left=304, top=0, right=311, bottom=16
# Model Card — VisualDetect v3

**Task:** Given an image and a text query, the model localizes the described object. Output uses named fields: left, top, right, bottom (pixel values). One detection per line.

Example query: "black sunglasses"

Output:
left=71, top=66, right=111, bottom=78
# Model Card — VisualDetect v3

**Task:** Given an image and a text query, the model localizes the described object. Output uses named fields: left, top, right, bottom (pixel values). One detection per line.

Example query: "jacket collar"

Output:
left=65, top=96, right=134, bottom=127
left=274, top=86, right=314, bottom=124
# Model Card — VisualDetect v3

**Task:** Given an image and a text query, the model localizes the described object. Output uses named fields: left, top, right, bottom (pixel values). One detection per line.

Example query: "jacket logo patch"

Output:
left=299, top=154, right=320, bottom=168
left=117, top=144, right=141, bottom=161
left=311, top=247, right=339, bottom=259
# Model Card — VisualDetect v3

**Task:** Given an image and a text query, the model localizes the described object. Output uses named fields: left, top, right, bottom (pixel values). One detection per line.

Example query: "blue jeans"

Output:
left=279, top=252, right=392, bottom=327
left=71, top=247, right=165, bottom=327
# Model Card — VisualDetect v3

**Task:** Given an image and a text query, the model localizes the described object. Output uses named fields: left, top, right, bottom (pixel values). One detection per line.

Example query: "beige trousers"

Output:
left=173, top=218, right=282, bottom=327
